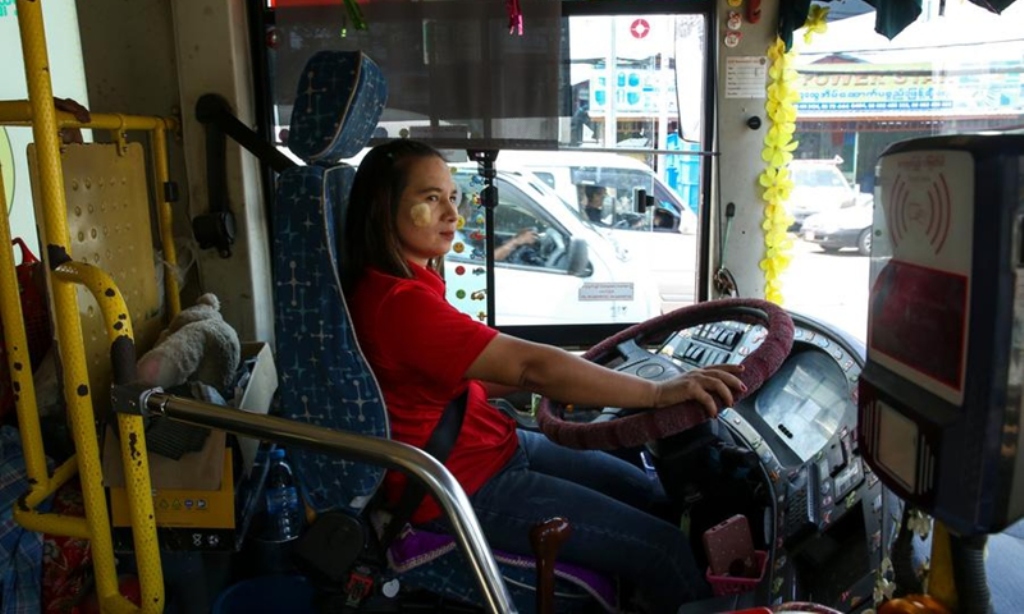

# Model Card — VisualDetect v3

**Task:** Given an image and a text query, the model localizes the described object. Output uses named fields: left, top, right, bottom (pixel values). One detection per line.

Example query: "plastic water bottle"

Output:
left=264, top=449, right=303, bottom=541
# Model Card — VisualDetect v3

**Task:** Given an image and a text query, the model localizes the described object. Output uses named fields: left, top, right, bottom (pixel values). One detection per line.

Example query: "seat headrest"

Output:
left=288, top=51, right=388, bottom=164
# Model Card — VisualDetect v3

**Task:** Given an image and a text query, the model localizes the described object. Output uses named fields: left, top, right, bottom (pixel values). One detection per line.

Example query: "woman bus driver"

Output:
left=341, top=139, right=746, bottom=612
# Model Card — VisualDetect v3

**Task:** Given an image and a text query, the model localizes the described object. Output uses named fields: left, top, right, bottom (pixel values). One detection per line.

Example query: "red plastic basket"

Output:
left=705, top=550, right=768, bottom=596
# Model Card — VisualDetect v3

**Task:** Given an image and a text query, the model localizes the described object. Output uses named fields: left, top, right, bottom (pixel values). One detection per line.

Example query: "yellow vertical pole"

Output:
left=152, top=126, right=181, bottom=317
left=15, top=1, right=126, bottom=608
left=928, top=521, right=959, bottom=611
left=0, top=170, right=49, bottom=487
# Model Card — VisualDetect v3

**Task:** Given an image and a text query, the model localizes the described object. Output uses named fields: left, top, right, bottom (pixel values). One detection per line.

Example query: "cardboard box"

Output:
left=110, top=452, right=235, bottom=529
left=233, top=342, right=279, bottom=477
left=104, top=342, right=277, bottom=551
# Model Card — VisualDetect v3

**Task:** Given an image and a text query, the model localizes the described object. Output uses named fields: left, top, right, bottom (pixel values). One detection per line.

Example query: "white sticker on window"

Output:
left=579, top=283, right=634, bottom=302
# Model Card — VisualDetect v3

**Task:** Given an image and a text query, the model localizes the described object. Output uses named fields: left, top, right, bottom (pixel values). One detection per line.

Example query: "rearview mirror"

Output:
left=567, top=239, right=590, bottom=277
left=674, top=24, right=704, bottom=143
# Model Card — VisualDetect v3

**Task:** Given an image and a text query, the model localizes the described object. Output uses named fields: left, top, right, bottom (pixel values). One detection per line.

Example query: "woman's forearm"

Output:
left=467, top=333, right=743, bottom=415
left=481, top=382, right=520, bottom=398
left=517, top=344, right=659, bottom=408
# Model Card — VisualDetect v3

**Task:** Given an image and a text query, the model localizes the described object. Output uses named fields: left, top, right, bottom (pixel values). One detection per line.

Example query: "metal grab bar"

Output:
left=128, top=390, right=518, bottom=614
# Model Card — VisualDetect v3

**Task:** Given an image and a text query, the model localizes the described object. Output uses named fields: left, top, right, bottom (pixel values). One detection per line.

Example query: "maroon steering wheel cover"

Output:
left=537, top=298, right=795, bottom=450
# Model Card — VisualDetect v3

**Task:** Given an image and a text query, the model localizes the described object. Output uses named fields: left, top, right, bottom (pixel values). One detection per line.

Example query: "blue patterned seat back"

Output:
left=273, top=51, right=389, bottom=514
left=288, top=50, right=389, bottom=164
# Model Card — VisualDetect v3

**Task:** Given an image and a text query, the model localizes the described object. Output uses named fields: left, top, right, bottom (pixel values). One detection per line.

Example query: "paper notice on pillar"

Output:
left=579, top=283, right=635, bottom=301
left=725, top=56, right=768, bottom=99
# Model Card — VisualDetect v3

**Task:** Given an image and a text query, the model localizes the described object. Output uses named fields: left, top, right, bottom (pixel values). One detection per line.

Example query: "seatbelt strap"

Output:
left=379, top=389, right=469, bottom=548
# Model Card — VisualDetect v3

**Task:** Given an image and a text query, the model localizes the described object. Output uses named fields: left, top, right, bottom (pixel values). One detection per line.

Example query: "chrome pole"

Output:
left=143, top=393, right=516, bottom=614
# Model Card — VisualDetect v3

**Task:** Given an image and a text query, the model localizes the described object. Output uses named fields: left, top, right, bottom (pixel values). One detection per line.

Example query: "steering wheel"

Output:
left=537, top=231, right=566, bottom=268
left=506, top=243, right=545, bottom=266
left=613, top=212, right=644, bottom=230
left=508, top=227, right=560, bottom=267
left=537, top=298, right=795, bottom=450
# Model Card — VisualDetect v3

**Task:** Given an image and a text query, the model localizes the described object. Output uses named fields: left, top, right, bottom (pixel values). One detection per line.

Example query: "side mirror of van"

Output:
left=567, top=238, right=590, bottom=277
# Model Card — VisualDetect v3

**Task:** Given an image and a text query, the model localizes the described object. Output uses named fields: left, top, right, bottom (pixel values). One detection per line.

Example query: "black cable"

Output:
left=712, top=201, right=738, bottom=297
left=950, top=533, right=993, bottom=614
left=891, top=505, right=924, bottom=597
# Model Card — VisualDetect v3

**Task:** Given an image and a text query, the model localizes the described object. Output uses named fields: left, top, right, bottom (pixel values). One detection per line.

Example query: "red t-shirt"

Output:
left=349, top=262, right=519, bottom=524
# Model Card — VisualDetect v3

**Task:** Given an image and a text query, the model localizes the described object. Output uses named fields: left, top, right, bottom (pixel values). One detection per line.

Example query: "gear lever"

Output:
left=530, top=517, right=572, bottom=614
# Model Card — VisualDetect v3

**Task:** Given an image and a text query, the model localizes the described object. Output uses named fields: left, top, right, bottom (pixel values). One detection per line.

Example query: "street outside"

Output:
left=781, top=237, right=870, bottom=345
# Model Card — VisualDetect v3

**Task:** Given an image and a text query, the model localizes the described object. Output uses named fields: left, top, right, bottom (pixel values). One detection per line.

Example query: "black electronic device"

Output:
left=859, top=134, right=1024, bottom=535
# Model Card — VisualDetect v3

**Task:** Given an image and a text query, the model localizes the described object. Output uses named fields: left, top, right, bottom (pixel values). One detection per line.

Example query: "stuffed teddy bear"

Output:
left=136, top=293, right=241, bottom=391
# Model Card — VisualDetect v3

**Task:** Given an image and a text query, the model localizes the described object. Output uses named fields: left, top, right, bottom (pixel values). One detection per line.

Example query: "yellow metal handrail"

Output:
left=1, top=0, right=188, bottom=610
left=0, top=152, right=152, bottom=611
left=0, top=102, right=183, bottom=317
left=53, top=261, right=164, bottom=612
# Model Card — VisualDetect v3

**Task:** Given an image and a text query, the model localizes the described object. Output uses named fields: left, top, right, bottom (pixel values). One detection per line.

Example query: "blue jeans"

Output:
left=432, top=429, right=711, bottom=611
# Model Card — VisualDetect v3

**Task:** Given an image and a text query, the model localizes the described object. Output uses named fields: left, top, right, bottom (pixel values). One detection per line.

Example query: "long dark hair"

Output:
left=341, top=139, right=446, bottom=293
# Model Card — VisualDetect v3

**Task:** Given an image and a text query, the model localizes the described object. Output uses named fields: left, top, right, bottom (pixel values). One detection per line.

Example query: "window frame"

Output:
left=258, top=0, right=717, bottom=347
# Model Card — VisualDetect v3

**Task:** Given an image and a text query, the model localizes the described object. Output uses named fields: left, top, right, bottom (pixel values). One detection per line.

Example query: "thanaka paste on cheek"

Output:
left=410, top=203, right=431, bottom=227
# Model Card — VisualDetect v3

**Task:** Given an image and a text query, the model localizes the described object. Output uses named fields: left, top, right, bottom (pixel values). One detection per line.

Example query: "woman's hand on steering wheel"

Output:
left=652, top=363, right=746, bottom=418
left=536, top=298, right=794, bottom=450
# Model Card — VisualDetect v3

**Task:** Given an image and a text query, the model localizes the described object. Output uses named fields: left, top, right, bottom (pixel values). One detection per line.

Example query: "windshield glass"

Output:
left=792, top=166, right=848, bottom=188
left=519, top=171, right=601, bottom=228
left=268, top=9, right=708, bottom=333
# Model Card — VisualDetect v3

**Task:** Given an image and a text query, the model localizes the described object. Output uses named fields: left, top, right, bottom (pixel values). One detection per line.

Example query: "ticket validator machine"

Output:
left=858, top=134, right=1024, bottom=609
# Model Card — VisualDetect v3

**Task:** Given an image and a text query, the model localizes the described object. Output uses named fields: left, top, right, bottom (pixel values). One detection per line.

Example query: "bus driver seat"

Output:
left=271, top=50, right=616, bottom=612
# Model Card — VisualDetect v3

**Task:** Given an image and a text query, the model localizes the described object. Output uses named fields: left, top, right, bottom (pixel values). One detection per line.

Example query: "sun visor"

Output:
left=274, top=0, right=562, bottom=151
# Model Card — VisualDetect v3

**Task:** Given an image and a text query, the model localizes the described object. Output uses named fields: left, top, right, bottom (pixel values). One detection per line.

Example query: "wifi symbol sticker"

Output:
left=886, top=173, right=952, bottom=254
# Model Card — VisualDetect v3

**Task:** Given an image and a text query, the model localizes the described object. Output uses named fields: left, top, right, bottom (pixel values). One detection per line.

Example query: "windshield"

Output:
left=792, top=166, right=848, bottom=188
left=570, top=167, right=656, bottom=212
left=519, top=171, right=599, bottom=226
left=653, top=179, right=684, bottom=215
left=449, top=171, right=571, bottom=264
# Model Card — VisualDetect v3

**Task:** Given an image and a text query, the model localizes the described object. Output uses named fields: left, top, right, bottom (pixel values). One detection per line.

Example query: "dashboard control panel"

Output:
left=657, top=316, right=889, bottom=611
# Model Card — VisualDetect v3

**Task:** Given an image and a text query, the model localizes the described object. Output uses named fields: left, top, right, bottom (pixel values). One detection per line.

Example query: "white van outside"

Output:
left=446, top=165, right=661, bottom=325
left=493, top=150, right=699, bottom=311
left=495, top=150, right=698, bottom=233
left=787, top=158, right=858, bottom=230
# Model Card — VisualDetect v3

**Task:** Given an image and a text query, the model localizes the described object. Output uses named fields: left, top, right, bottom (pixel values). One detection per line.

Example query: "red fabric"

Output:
left=349, top=262, right=517, bottom=524
left=42, top=479, right=93, bottom=614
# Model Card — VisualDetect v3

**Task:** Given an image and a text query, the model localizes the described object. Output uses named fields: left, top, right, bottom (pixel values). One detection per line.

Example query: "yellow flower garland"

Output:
left=759, top=5, right=829, bottom=304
